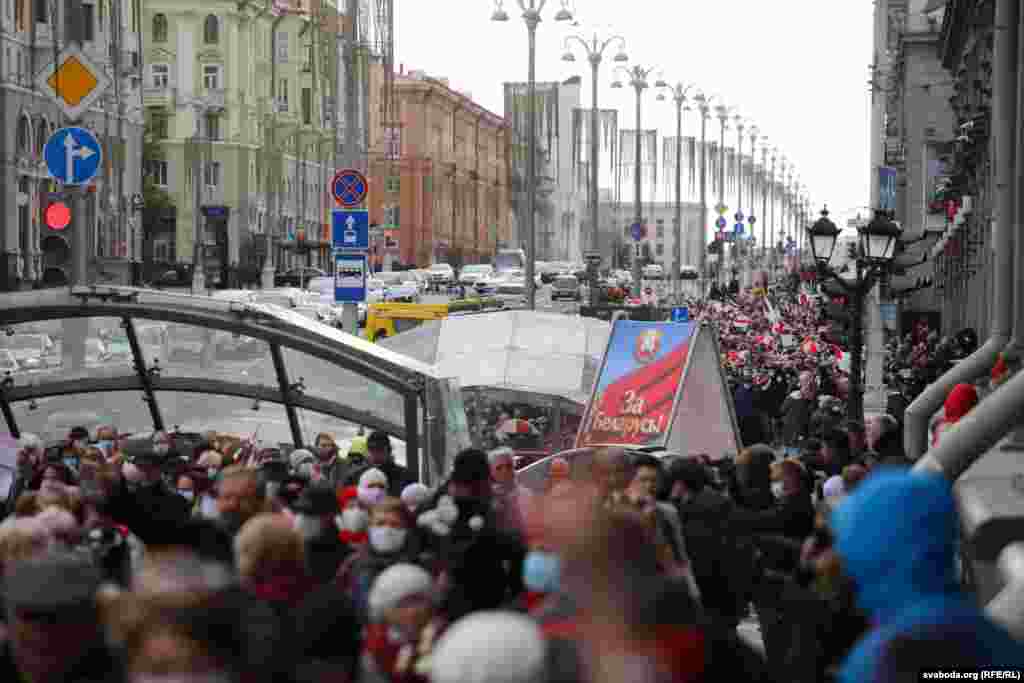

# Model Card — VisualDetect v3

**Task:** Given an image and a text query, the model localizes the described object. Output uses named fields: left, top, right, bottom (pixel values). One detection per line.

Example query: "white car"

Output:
left=459, top=264, right=494, bottom=286
left=427, top=263, right=455, bottom=286
left=375, top=272, right=420, bottom=302
left=642, top=264, right=665, bottom=279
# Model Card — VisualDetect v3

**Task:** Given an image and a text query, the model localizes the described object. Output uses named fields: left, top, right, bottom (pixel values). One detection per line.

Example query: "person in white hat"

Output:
left=358, top=467, right=389, bottom=508
left=363, top=563, right=446, bottom=681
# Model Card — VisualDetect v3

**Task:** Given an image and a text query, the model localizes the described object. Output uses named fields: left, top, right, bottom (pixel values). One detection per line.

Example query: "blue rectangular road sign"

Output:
left=334, top=252, right=367, bottom=303
left=332, top=209, right=369, bottom=250
left=879, top=166, right=897, bottom=212
left=671, top=307, right=690, bottom=323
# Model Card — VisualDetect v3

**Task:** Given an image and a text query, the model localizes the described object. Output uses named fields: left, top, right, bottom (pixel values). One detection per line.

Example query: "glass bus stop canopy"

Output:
left=0, top=286, right=470, bottom=484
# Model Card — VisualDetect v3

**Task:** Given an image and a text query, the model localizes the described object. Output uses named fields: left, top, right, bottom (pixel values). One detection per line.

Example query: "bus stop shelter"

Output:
left=0, top=286, right=470, bottom=484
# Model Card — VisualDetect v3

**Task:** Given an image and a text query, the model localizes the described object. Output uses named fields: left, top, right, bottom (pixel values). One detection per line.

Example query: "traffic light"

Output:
left=40, top=192, right=71, bottom=287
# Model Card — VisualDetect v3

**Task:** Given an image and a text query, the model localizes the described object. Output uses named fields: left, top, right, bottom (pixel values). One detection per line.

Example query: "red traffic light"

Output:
left=45, top=201, right=71, bottom=230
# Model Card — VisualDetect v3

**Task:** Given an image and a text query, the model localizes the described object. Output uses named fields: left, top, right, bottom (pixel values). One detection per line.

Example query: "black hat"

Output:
left=367, top=430, right=391, bottom=451
left=291, top=482, right=339, bottom=516
left=68, top=426, right=90, bottom=441
left=122, top=433, right=174, bottom=465
left=450, top=449, right=491, bottom=484
left=4, top=554, right=101, bottom=615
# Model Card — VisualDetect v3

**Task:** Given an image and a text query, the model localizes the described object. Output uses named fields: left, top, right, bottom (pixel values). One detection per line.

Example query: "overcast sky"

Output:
left=394, top=0, right=873, bottom=226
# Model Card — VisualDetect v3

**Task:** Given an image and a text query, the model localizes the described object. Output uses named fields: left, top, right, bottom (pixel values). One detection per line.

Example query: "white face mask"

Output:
left=771, top=481, right=785, bottom=499
left=369, top=526, right=407, bottom=554
left=199, top=494, right=220, bottom=519
left=339, top=506, right=369, bottom=533
left=179, top=490, right=195, bottom=502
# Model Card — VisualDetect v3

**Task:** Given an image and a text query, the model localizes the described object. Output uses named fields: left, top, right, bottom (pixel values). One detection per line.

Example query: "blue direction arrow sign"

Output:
left=630, top=222, right=647, bottom=242
left=332, top=209, right=369, bottom=250
left=44, top=127, right=101, bottom=185
left=671, top=306, right=690, bottom=323
left=715, top=217, right=727, bottom=229
left=734, top=223, right=745, bottom=234
left=334, top=252, right=367, bottom=303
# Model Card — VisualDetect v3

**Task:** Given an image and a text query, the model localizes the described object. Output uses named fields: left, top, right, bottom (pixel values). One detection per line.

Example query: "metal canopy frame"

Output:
left=0, top=287, right=434, bottom=475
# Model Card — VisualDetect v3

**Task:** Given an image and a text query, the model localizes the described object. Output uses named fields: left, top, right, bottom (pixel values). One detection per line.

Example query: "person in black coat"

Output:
left=342, top=431, right=415, bottom=496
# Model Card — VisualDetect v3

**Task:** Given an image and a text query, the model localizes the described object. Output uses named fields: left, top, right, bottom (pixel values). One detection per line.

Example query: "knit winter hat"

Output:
left=337, top=485, right=360, bottom=510
left=359, top=467, right=388, bottom=489
left=431, top=611, right=546, bottom=683
left=400, top=483, right=431, bottom=511
left=367, top=563, right=434, bottom=622
left=289, top=448, right=316, bottom=471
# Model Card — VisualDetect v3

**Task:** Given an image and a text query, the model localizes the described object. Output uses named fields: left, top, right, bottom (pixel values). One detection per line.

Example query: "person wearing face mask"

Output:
left=291, top=482, right=350, bottom=584
left=103, top=436, right=191, bottom=547
left=488, top=448, right=532, bottom=533
left=362, top=563, right=446, bottom=683
left=176, top=473, right=199, bottom=513
left=358, top=467, right=390, bottom=509
left=337, top=486, right=370, bottom=548
left=336, top=496, right=418, bottom=622
left=311, top=432, right=345, bottom=486
left=343, top=431, right=414, bottom=497
left=400, top=483, right=431, bottom=516
left=5, top=433, right=45, bottom=515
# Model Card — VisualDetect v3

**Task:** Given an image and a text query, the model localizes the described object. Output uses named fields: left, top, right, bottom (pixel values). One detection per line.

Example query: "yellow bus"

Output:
left=364, top=299, right=506, bottom=342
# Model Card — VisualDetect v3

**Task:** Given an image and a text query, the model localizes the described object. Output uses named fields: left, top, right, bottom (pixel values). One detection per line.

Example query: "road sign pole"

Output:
left=66, top=184, right=88, bottom=371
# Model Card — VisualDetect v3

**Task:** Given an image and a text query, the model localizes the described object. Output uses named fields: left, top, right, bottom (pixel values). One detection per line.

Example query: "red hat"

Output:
left=944, top=383, right=978, bottom=423
left=337, top=485, right=359, bottom=510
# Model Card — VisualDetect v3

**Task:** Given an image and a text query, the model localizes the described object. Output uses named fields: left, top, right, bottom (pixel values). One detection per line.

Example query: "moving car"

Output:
left=459, top=264, right=494, bottom=287
left=274, top=267, right=327, bottom=288
left=364, top=299, right=505, bottom=342
left=642, top=264, right=665, bottom=279
left=550, top=275, right=583, bottom=302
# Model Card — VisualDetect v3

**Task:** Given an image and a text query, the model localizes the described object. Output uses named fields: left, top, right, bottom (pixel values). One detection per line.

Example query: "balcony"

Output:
left=143, top=85, right=177, bottom=108
left=203, top=89, right=227, bottom=111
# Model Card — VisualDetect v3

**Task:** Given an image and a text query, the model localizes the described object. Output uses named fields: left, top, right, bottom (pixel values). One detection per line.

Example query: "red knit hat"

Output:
left=337, top=485, right=359, bottom=510
left=944, top=383, right=978, bottom=423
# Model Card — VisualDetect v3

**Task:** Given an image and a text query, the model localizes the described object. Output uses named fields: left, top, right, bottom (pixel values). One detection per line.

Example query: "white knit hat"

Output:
left=431, top=611, right=546, bottom=683
left=359, top=467, right=388, bottom=489
left=823, top=475, right=846, bottom=501
left=400, top=483, right=430, bottom=510
left=289, top=448, right=316, bottom=470
left=367, top=563, right=434, bottom=622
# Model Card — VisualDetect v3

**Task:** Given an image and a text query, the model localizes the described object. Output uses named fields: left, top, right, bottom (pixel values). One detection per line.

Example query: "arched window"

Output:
left=153, top=13, right=168, bottom=42
left=203, top=14, right=218, bottom=44
left=16, top=115, right=30, bottom=156
left=35, top=117, right=48, bottom=158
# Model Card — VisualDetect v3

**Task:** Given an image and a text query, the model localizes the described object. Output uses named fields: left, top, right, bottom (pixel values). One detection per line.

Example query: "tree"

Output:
left=141, top=122, right=174, bottom=212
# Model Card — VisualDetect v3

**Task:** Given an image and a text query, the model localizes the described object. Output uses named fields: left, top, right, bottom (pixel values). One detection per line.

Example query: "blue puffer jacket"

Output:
left=831, top=468, right=1024, bottom=682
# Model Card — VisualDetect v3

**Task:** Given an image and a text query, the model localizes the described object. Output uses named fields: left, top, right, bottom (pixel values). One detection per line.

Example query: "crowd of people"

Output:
left=0, top=280, right=1022, bottom=682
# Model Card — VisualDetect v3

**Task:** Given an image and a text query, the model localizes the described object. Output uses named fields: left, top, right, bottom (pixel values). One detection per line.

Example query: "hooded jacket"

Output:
left=831, top=469, right=1024, bottom=682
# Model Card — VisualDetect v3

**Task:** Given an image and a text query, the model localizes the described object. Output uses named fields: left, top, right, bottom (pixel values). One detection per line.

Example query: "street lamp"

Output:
left=807, top=206, right=901, bottom=423
left=613, top=63, right=658, bottom=298
left=693, top=92, right=715, bottom=296
left=562, top=30, right=628, bottom=307
left=491, top=0, right=575, bottom=310
left=657, top=79, right=696, bottom=304
left=714, top=103, right=732, bottom=287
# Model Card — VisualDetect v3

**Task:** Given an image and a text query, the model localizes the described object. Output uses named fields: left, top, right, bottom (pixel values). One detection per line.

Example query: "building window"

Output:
left=204, top=161, right=221, bottom=187
left=149, top=111, right=169, bottom=139
left=16, top=116, right=30, bottom=156
left=149, top=160, right=168, bottom=186
left=203, top=14, right=218, bottom=44
left=656, top=219, right=664, bottom=239
left=81, top=2, right=94, bottom=41
left=35, top=0, right=47, bottom=23
left=153, top=237, right=175, bottom=262
left=301, top=87, right=312, bottom=124
left=304, top=44, right=313, bottom=70
left=150, top=63, right=170, bottom=88
left=277, top=79, right=288, bottom=111
left=202, top=64, right=221, bottom=90
left=276, top=31, right=288, bottom=60
left=384, top=176, right=400, bottom=194
left=205, top=113, right=220, bottom=141
left=152, top=13, right=167, bottom=42
left=656, top=243, right=664, bottom=257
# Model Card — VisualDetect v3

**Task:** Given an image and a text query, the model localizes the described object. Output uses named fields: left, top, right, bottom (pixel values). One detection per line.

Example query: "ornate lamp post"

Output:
left=656, top=80, right=696, bottom=304
left=714, top=103, right=732, bottom=287
left=562, top=31, right=628, bottom=307
left=693, top=92, right=715, bottom=295
left=491, top=0, right=575, bottom=310
left=808, top=207, right=901, bottom=423
left=612, top=64, right=658, bottom=298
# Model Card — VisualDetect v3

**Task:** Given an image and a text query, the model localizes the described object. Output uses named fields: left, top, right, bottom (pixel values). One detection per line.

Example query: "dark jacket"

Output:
left=675, top=488, right=744, bottom=623
left=304, top=527, right=352, bottom=585
left=780, top=395, right=815, bottom=446
left=105, top=478, right=191, bottom=547
left=730, top=490, right=815, bottom=545
left=0, top=638, right=124, bottom=683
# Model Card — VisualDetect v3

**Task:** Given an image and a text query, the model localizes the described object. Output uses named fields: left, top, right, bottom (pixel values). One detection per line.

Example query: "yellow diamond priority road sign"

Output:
left=35, top=44, right=111, bottom=121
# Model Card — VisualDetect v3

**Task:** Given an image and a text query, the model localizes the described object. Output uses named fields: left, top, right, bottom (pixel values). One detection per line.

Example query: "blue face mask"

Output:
left=96, top=441, right=113, bottom=455
left=63, top=457, right=78, bottom=470
left=523, top=551, right=561, bottom=594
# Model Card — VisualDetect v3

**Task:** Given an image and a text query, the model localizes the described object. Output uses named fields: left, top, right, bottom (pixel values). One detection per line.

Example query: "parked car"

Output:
left=275, top=267, right=327, bottom=288
left=550, top=275, right=583, bottom=302
left=459, top=264, right=494, bottom=286
left=0, top=333, right=57, bottom=371
left=427, top=263, right=455, bottom=287
left=642, top=264, right=665, bottom=280
left=376, top=271, right=421, bottom=303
